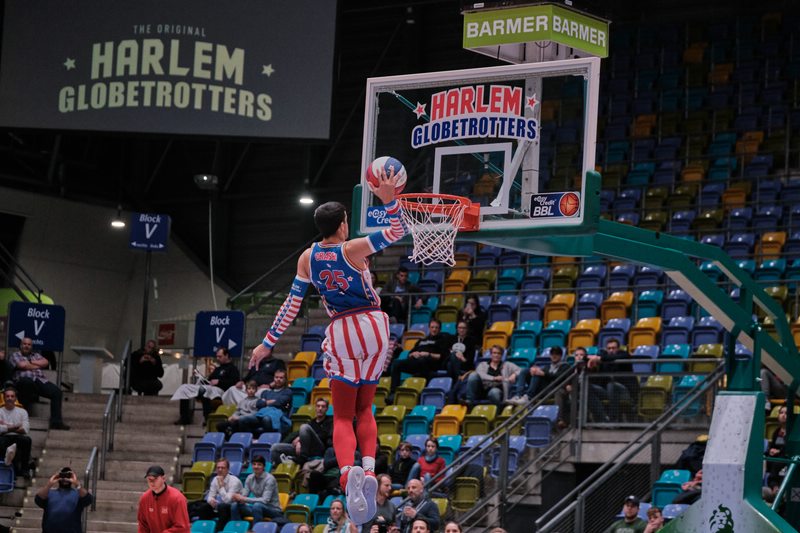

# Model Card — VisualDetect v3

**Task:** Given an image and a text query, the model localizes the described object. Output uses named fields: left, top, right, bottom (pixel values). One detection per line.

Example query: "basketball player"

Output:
left=250, top=167, right=406, bottom=525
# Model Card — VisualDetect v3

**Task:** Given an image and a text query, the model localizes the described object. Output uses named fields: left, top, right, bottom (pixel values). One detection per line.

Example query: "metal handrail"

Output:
left=117, top=339, right=131, bottom=421
left=0, top=240, right=44, bottom=302
left=768, top=455, right=800, bottom=511
left=535, top=361, right=726, bottom=532
left=100, top=390, right=116, bottom=480
left=83, top=446, right=98, bottom=533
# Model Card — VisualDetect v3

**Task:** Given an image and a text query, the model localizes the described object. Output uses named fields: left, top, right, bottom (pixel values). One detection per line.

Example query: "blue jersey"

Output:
left=309, top=242, right=380, bottom=318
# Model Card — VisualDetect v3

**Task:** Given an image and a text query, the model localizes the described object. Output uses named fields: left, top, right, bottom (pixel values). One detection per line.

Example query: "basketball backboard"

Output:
left=354, top=56, right=600, bottom=238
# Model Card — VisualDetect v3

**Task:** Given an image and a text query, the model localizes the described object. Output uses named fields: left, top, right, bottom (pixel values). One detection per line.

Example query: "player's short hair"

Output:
left=314, top=202, right=347, bottom=238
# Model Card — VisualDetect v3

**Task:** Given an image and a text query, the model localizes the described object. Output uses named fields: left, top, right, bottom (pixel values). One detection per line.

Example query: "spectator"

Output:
left=761, top=366, right=787, bottom=414
left=10, top=337, right=70, bottom=430
left=507, top=346, right=569, bottom=405
left=390, top=319, right=450, bottom=391
left=382, top=337, right=404, bottom=378
left=270, top=397, right=333, bottom=466
left=389, top=441, right=416, bottom=488
left=458, top=295, right=486, bottom=340
left=137, top=465, right=190, bottom=533
left=232, top=370, right=292, bottom=436
left=466, top=345, right=520, bottom=407
left=230, top=455, right=287, bottom=526
left=34, top=466, right=92, bottom=533
left=408, top=437, right=446, bottom=483
left=223, top=349, right=286, bottom=405
left=411, top=519, right=430, bottom=533
left=675, top=435, right=707, bottom=476
left=0, top=387, right=32, bottom=478
left=196, top=458, right=243, bottom=531
left=395, top=478, right=441, bottom=533
left=365, top=474, right=397, bottom=532
left=297, top=524, right=313, bottom=533
left=325, top=499, right=357, bottom=533
left=765, top=405, right=788, bottom=498
left=171, top=347, right=240, bottom=425
left=644, top=506, right=664, bottom=533
left=129, top=339, right=164, bottom=396
left=216, top=381, right=260, bottom=438
left=381, top=267, right=422, bottom=323
left=672, top=470, right=702, bottom=505
left=589, top=339, right=639, bottom=422
left=603, top=495, right=646, bottom=533
left=444, top=522, right=462, bottom=533
left=554, top=346, right=595, bottom=427
left=445, top=321, right=477, bottom=403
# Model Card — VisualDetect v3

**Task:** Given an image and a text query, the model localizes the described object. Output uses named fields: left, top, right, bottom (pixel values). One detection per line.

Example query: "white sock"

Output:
left=340, top=465, right=352, bottom=476
left=362, top=456, right=375, bottom=472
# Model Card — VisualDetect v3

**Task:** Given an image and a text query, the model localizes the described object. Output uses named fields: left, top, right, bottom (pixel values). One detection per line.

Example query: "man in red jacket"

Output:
left=137, top=465, right=190, bottom=533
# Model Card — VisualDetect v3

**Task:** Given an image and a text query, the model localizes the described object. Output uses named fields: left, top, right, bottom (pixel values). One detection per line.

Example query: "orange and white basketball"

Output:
left=559, top=193, right=580, bottom=217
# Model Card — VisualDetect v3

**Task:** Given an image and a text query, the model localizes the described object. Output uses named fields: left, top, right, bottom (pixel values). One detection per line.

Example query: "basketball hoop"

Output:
left=396, top=193, right=480, bottom=266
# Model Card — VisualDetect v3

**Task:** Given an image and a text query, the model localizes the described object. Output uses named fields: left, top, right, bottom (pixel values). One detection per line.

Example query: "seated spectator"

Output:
left=675, top=434, right=706, bottom=476
left=223, top=349, right=286, bottom=405
left=171, top=347, right=240, bottom=425
left=11, top=337, right=69, bottom=430
left=297, top=524, right=313, bottom=533
left=672, top=469, right=702, bottom=505
left=604, top=495, right=646, bottom=533
left=466, top=345, right=519, bottom=407
left=765, top=406, right=788, bottom=500
left=390, top=319, right=450, bottom=391
left=231, top=455, right=287, bottom=526
left=761, top=366, right=787, bottom=413
left=445, top=321, right=477, bottom=403
left=195, top=458, right=243, bottom=532
left=216, top=381, right=260, bottom=438
left=129, top=339, right=164, bottom=396
left=444, top=522, right=462, bottom=533
left=364, top=474, right=398, bottom=532
left=381, top=267, right=422, bottom=323
left=395, top=478, right=441, bottom=533
left=270, top=397, right=333, bottom=466
left=325, top=498, right=357, bottom=533
left=458, top=295, right=486, bottom=340
left=408, top=437, right=446, bottom=483
left=644, top=506, right=664, bottom=533
left=0, top=387, right=33, bottom=478
left=236, top=370, right=292, bottom=436
left=389, top=441, right=416, bottom=488
left=588, top=339, right=639, bottom=422
left=508, top=346, right=569, bottom=405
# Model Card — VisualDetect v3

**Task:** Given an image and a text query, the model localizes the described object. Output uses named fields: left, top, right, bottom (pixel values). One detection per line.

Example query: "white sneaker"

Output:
left=508, top=394, right=529, bottom=405
left=4, top=443, right=16, bottom=466
left=280, top=453, right=295, bottom=465
left=345, top=466, right=372, bottom=526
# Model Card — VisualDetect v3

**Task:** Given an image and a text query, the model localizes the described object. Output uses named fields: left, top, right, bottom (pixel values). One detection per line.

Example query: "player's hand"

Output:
left=250, top=344, right=270, bottom=367
left=368, top=165, right=399, bottom=205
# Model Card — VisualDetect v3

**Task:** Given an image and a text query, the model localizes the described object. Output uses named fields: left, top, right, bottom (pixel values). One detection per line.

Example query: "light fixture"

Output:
left=193, top=174, right=219, bottom=191
left=299, top=194, right=314, bottom=205
left=110, top=205, right=126, bottom=229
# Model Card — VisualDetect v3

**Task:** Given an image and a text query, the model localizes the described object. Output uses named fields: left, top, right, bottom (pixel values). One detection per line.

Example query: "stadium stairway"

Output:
left=12, top=393, right=182, bottom=533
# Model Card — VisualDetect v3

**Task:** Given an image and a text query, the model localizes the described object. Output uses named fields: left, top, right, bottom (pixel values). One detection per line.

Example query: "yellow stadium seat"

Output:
left=292, top=404, right=315, bottom=432
left=482, top=321, right=515, bottom=351
left=543, top=293, right=576, bottom=324
left=462, top=404, right=498, bottom=437
left=567, top=318, right=601, bottom=353
left=690, top=344, right=724, bottom=373
left=287, top=351, right=317, bottom=381
left=376, top=405, right=407, bottom=435
left=310, top=378, right=331, bottom=405
left=600, top=291, right=634, bottom=324
left=279, top=492, right=290, bottom=511
left=452, top=477, right=482, bottom=511
left=206, top=404, right=236, bottom=432
left=756, top=231, right=786, bottom=261
left=433, top=404, right=468, bottom=437
left=628, top=317, right=662, bottom=351
left=374, top=376, right=392, bottom=408
left=494, top=404, right=524, bottom=435
left=274, top=463, right=301, bottom=494
left=444, top=269, right=471, bottom=292
left=638, top=375, right=673, bottom=420
left=467, top=269, right=497, bottom=292
left=379, top=433, right=401, bottom=465
left=394, top=377, right=427, bottom=409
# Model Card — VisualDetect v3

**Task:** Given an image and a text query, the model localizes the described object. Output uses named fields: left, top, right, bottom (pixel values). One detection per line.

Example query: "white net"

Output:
left=398, top=195, right=467, bottom=267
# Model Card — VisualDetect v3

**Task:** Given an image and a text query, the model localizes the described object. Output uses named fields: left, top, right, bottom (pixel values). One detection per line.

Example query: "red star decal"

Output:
left=526, top=94, right=539, bottom=111
left=414, top=102, right=427, bottom=119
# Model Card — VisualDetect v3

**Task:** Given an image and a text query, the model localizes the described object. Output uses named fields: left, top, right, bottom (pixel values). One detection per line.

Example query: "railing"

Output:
left=0, top=240, right=44, bottom=303
left=768, top=455, right=800, bottom=511
left=535, top=361, right=726, bottom=532
left=82, top=446, right=98, bottom=533
left=117, top=339, right=131, bottom=421
left=100, top=390, right=117, bottom=480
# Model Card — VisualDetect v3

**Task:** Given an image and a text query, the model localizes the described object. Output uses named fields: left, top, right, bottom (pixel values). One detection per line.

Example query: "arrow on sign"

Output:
left=15, top=330, right=24, bottom=340
left=228, top=339, right=237, bottom=350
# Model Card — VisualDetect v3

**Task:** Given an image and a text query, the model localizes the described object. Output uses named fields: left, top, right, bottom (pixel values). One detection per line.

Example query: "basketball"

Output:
left=365, top=156, right=407, bottom=194
left=559, top=192, right=580, bottom=217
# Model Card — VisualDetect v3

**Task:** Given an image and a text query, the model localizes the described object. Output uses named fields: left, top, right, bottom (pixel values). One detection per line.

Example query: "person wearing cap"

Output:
left=34, top=466, right=93, bottom=533
left=603, top=495, right=646, bottom=533
left=137, top=465, right=190, bottom=533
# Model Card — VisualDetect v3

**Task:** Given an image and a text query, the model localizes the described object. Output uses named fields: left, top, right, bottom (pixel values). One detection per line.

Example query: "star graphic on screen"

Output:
left=262, top=64, right=275, bottom=76
left=413, top=102, right=427, bottom=119
left=526, top=93, right=539, bottom=111
left=64, top=58, right=76, bottom=70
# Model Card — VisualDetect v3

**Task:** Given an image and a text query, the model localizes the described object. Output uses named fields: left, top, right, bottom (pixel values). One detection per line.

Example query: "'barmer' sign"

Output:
left=0, top=0, right=336, bottom=138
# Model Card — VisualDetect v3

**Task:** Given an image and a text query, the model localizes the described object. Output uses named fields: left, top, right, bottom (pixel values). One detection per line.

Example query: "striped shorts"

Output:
left=321, top=309, right=390, bottom=385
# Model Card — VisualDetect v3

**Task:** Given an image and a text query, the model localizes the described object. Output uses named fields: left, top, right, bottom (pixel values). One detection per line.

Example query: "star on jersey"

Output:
left=64, top=58, right=76, bottom=70
left=526, top=94, right=539, bottom=111
left=414, top=102, right=427, bottom=119
left=262, top=64, right=275, bottom=76
left=347, top=276, right=354, bottom=282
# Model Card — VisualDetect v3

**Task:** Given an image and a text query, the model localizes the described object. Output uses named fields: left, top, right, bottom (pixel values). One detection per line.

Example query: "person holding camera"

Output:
left=34, top=466, right=93, bottom=533
left=364, top=474, right=397, bottom=533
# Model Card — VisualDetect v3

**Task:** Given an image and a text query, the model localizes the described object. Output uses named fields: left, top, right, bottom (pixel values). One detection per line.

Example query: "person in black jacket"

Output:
left=390, top=319, right=450, bottom=391
left=269, top=397, right=333, bottom=466
left=395, top=478, right=441, bottom=533
left=173, top=348, right=240, bottom=425
left=588, top=339, right=639, bottom=422
left=129, top=339, right=164, bottom=396
left=507, top=346, right=570, bottom=405
left=222, top=350, right=287, bottom=406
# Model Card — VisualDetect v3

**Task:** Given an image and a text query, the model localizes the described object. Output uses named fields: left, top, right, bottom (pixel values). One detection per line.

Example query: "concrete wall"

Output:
left=0, top=186, right=230, bottom=361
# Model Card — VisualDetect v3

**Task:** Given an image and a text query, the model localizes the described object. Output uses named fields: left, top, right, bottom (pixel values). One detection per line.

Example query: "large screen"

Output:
left=0, top=0, right=336, bottom=139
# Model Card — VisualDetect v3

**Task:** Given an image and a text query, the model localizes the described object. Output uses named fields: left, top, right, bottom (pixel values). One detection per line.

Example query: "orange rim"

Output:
left=396, top=193, right=480, bottom=231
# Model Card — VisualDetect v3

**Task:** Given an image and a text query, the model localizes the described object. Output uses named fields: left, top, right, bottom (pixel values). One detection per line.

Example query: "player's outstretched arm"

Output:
left=251, top=250, right=312, bottom=361
left=346, top=165, right=408, bottom=265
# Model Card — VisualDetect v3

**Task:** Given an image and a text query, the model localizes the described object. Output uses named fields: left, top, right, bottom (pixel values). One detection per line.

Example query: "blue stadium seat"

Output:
left=631, top=345, right=659, bottom=373
left=633, top=266, right=663, bottom=288
left=670, top=210, right=695, bottom=234
left=487, top=295, right=519, bottom=325
left=609, top=264, right=635, bottom=289
left=662, top=290, right=692, bottom=320
left=497, top=268, right=525, bottom=292
left=673, top=375, right=704, bottom=416
left=754, top=259, right=786, bottom=282
left=752, top=205, right=782, bottom=232
left=519, top=293, right=548, bottom=323
left=727, top=206, right=752, bottom=230
left=576, top=292, right=604, bottom=321
left=521, top=267, right=551, bottom=293
left=490, top=435, right=527, bottom=477
left=475, top=245, right=502, bottom=267
left=725, top=232, right=755, bottom=259
left=419, top=377, right=452, bottom=412
left=525, top=405, right=559, bottom=448
left=597, top=318, right=631, bottom=348
left=661, top=316, right=694, bottom=346
left=652, top=470, right=692, bottom=508
left=576, top=264, right=607, bottom=290
left=662, top=503, right=689, bottom=520
left=691, top=316, right=724, bottom=347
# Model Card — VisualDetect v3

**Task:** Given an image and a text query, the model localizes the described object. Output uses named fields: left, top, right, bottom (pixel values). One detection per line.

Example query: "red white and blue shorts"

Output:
left=322, top=309, right=390, bottom=386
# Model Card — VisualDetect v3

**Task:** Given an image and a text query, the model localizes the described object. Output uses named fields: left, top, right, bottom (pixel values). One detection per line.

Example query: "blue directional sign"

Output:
left=194, top=310, right=246, bottom=358
left=7, top=301, right=66, bottom=351
left=129, top=212, right=170, bottom=251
